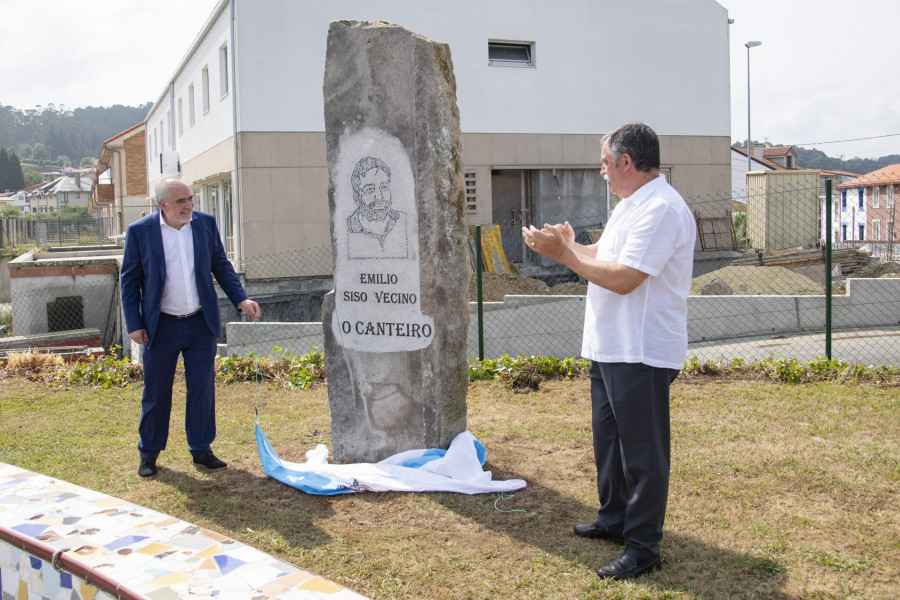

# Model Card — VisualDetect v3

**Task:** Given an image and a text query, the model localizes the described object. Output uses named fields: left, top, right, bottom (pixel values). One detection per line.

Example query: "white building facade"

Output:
left=145, top=0, right=733, bottom=278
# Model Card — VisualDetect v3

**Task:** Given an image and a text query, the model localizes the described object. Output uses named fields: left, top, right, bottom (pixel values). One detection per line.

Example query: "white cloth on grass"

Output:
left=257, top=425, right=526, bottom=495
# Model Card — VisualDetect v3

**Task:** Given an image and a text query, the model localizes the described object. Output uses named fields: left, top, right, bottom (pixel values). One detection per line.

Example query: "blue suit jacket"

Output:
left=121, top=211, right=248, bottom=348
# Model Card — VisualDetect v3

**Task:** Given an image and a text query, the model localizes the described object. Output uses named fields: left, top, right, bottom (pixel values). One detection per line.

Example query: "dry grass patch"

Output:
left=3, top=349, right=65, bottom=375
left=0, top=376, right=897, bottom=599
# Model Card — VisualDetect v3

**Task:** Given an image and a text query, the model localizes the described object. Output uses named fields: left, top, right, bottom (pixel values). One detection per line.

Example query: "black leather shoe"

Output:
left=573, top=521, right=626, bottom=543
left=192, top=451, right=227, bottom=470
left=138, top=457, right=157, bottom=478
left=596, top=554, right=661, bottom=580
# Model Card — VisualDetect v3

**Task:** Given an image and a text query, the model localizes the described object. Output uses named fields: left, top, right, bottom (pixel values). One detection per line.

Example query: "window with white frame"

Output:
left=859, top=224, right=865, bottom=240
left=177, top=98, right=183, bottom=135
left=219, top=44, right=229, bottom=97
left=201, top=66, right=210, bottom=113
left=873, top=185, right=880, bottom=208
left=889, top=184, right=895, bottom=208
left=159, top=120, right=165, bottom=150
left=488, top=41, right=535, bottom=67
left=166, top=111, right=173, bottom=148
left=841, top=189, right=847, bottom=210
left=464, top=171, right=477, bottom=213
left=873, top=220, right=881, bottom=240
left=189, top=84, right=196, bottom=125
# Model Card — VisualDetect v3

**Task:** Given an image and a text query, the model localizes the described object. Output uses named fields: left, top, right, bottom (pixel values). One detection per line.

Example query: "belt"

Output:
left=160, top=309, right=202, bottom=320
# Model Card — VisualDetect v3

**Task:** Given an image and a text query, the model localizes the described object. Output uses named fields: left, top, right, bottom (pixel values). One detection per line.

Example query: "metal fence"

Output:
left=2, top=176, right=898, bottom=366
left=0, top=215, right=118, bottom=250
left=465, top=175, right=899, bottom=367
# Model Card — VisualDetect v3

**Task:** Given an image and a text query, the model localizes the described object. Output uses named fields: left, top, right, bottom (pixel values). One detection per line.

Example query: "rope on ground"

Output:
left=254, top=318, right=263, bottom=423
left=494, top=492, right=526, bottom=513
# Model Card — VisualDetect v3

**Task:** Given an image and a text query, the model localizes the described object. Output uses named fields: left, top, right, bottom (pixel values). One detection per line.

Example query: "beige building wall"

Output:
left=236, top=132, right=331, bottom=278
left=179, top=138, right=235, bottom=189
left=462, top=132, right=732, bottom=220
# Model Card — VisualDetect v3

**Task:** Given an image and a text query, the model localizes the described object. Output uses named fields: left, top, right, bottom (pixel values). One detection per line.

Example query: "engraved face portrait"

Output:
left=354, top=158, right=392, bottom=221
left=347, top=156, right=408, bottom=259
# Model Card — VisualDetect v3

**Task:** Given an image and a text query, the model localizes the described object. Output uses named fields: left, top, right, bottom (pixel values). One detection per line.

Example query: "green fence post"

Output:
left=476, top=224, right=484, bottom=361
left=825, top=179, right=832, bottom=361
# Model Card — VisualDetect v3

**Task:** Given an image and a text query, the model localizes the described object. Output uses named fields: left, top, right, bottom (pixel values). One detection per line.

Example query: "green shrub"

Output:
left=66, top=346, right=143, bottom=388
left=467, top=354, right=588, bottom=390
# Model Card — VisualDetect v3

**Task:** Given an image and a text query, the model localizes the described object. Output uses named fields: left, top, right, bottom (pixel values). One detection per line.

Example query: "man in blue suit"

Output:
left=121, top=175, right=260, bottom=478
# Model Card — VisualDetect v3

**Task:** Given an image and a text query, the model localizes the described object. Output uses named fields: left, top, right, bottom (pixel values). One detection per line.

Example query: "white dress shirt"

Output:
left=581, top=175, right=696, bottom=369
left=159, top=213, right=202, bottom=316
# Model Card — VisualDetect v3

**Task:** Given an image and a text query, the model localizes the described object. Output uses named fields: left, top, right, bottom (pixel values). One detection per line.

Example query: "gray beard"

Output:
left=361, top=205, right=389, bottom=222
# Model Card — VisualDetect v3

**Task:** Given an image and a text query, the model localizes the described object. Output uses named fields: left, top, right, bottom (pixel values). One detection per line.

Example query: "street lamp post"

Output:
left=745, top=40, right=762, bottom=173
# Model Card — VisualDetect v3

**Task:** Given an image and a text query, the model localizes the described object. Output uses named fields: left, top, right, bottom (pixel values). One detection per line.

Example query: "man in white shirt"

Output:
left=523, top=123, right=696, bottom=580
left=122, top=176, right=260, bottom=478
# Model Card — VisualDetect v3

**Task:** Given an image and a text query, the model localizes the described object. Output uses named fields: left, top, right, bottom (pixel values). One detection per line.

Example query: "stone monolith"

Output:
left=322, top=21, right=468, bottom=463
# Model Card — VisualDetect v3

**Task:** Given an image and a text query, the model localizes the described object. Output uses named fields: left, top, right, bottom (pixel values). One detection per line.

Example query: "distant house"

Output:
left=27, top=174, right=94, bottom=214
left=9, top=183, right=42, bottom=214
left=92, top=123, right=149, bottom=232
left=762, top=146, right=798, bottom=169
left=732, top=144, right=861, bottom=244
left=836, top=164, right=900, bottom=260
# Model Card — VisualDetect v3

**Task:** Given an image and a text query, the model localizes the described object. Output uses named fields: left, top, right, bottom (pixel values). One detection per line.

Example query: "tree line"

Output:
left=793, top=147, right=900, bottom=176
left=736, top=140, right=899, bottom=175
left=0, top=103, right=149, bottom=170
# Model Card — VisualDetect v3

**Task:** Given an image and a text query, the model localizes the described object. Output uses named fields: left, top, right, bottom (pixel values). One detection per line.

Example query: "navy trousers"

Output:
left=138, top=311, right=217, bottom=458
left=589, top=361, right=679, bottom=561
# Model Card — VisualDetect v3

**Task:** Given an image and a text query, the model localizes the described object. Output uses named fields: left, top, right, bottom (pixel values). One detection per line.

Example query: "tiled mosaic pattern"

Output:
left=0, top=543, right=109, bottom=600
left=0, top=463, right=368, bottom=599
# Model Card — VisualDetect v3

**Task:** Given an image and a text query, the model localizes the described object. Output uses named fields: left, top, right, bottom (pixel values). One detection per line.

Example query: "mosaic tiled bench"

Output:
left=0, top=463, right=368, bottom=600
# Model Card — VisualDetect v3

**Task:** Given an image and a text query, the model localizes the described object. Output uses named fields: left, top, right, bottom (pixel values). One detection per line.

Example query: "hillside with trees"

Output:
left=735, top=140, right=900, bottom=175
left=0, top=103, right=149, bottom=170
left=793, top=147, right=900, bottom=175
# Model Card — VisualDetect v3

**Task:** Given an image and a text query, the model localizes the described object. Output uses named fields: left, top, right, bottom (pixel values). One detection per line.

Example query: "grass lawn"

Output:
left=0, top=374, right=897, bottom=600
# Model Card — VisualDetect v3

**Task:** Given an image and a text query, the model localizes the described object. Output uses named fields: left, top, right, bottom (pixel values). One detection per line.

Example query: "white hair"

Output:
left=155, top=174, right=188, bottom=206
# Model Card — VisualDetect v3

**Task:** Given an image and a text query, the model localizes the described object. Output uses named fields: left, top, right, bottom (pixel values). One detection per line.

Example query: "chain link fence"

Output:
left=471, top=173, right=898, bottom=366
left=2, top=175, right=897, bottom=366
left=1, top=279, right=119, bottom=357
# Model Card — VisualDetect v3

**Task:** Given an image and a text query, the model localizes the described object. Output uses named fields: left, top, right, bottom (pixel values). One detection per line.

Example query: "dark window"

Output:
left=47, top=296, right=84, bottom=332
left=489, top=42, right=534, bottom=66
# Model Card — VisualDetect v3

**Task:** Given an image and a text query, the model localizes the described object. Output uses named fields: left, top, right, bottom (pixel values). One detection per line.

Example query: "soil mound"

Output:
left=690, top=265, right=822, bottom=295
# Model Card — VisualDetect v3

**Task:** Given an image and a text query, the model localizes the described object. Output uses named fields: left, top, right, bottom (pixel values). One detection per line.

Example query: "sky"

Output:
left=1, top=0, right=898, bottom=161
left=716, top=0, right=900, bottom=160
left=0, top=0, right=220, bottom=110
